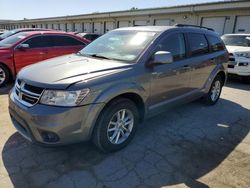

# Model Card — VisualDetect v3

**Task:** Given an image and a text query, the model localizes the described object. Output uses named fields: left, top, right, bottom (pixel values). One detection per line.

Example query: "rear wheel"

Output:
left=93, top=98, right=139, bottom=152
left=203, top=75, right=223, bottom=105
left=0, top=65, right=10, bottom=87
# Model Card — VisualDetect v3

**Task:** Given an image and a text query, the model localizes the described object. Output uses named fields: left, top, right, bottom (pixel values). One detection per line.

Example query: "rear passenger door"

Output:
left=185, top=33, right=214, bottom=90
left=149, top=33, right=193, bottom=106
left=45, top=35, right=86, bottom=59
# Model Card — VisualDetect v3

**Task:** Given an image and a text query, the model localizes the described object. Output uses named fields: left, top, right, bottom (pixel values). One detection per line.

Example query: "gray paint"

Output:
left=9, top=26, right=228, bottom=145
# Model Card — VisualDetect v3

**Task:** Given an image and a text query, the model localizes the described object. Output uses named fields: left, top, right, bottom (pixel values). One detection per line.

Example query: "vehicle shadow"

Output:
left=0, top=83, right=13, bottom=95
left=226, top=77, right=250, bottom=91
left=2, top=98, right=250, bottom=188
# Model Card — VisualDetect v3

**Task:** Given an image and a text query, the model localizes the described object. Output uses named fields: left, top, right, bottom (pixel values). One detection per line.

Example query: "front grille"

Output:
left=228, top=64, right=235, bottom=69
left=14, top=79, right=44, bottom=107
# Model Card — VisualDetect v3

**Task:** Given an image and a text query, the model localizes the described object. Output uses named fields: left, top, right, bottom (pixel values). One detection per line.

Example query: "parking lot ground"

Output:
left=0, top=80, right=249, bottom=188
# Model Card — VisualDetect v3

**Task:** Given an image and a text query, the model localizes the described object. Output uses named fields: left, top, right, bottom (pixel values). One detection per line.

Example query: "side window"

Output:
left=24, top=36, right=53, bottom=48
left=158, top=33, right=186, bottom=61
left=52, top=35, right=85, bottom=46
left=187, top=33, right=209, bottom=56
left=206, top=35, right=225, bottom=52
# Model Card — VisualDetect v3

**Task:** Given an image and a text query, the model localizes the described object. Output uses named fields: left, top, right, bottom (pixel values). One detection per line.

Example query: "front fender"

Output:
left=83, top=82, right=148, bottom=139
left=92, top=82, right=148, bottom=104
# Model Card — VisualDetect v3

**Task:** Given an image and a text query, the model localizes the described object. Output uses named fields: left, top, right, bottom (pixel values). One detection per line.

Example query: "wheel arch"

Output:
left=89, top=91, right=146, bottom=139
left=204, top=64, right=227, bottom=93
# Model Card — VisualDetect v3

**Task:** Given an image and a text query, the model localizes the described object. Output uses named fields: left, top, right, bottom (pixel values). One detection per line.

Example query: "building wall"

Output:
left=0, top=2, right=250, bottom=35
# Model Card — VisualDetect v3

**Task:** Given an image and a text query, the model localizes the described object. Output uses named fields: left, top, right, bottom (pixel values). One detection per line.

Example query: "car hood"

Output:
left=18, top=54, right=132, bottom=89
left=226, top=45, right=250, bottom=53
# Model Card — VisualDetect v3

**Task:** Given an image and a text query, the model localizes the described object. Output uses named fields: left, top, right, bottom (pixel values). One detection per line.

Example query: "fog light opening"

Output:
left=39, top=130, right=60, bottom=143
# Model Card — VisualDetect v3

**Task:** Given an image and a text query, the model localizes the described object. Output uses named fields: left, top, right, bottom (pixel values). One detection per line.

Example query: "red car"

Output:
left=0, top=31, right=89, bottom=87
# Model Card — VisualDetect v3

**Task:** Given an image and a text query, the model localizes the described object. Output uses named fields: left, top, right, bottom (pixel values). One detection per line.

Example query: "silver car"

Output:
left=9, top=25, right=228, bottom=152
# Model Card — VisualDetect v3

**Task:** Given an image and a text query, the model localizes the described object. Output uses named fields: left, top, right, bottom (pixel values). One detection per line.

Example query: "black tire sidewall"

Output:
left=206, top=76, right=223, bottom=105
left=0, top=64, right=10, bottom=87
left=94, top=98, right=139, bottom=152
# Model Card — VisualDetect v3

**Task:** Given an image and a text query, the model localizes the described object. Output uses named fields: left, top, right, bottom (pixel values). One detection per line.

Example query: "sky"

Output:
left=0, top=0, right=221, bottom=20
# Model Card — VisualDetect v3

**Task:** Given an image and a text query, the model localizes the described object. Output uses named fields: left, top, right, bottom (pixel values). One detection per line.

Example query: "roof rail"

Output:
left=174, top=24, right=214, bottom=31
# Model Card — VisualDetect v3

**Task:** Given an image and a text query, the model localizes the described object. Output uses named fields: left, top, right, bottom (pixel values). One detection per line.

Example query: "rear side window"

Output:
left=52, top=35, right=85, bottom=46
left=158, top=33, right=186, bottom=61
left=24, top=36, right=53, bottom=48
left=187, top=33, right=209, bottom=56
left=206, top=35, right=225, bottom=52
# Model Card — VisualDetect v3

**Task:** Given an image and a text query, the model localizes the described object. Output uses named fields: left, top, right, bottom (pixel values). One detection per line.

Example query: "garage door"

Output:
left=134, top=20, right=147, bottom=26
left=75, top=23, right=83, bottom=32
left=201, top=17, right=226, bottom=35
left=47, top=24, right=53, bottom=29
left=105, top=21, right=115, bottom=32
left=118, top=21, right=130, bottom=28
left=60, top=23, right=66, bottom=31
left=94, top=22, right=102, bottom=34
left=84, top=23, right=92, bottom=33
left=53, top=24, right=59, bottom=30
left=155, top=19, right=171, bottom=26
left=235, top=16, right=250, bottom=33
left=66, top=23, right=73, bottom=32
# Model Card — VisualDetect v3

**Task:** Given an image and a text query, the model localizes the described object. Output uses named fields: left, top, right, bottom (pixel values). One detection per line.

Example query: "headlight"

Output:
left=236, top=52, right=249, bottom=58
left=40, top=89, right=90, bottom=106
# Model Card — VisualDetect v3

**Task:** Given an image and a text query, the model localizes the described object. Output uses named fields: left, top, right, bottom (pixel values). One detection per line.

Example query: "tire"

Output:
left=241, top=76, right=250, bottom=84
left=203, top=75, right=223, bottom=105
left=93, top=98, right=139, bottom=152
left=0, top=64, right=10, bottom=88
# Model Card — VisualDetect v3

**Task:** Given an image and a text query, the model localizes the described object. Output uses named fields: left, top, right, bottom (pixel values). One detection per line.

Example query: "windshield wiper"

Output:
left=87, top=54, right=111, bottom=60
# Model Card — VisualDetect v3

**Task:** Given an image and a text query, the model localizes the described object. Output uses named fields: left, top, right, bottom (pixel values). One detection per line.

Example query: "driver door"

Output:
left=148, top=33, right=193, bottom=109
left=14, top=36, right=49, bottom=73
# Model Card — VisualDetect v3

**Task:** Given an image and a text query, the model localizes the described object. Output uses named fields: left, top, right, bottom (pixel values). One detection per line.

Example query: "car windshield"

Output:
left=221, top=35, right=250, bottom=47
left=79, top=30, right=157, bottom=62
left=0, top=29, right=18, bottom=40
left=0, top=32, right=28, bottom=48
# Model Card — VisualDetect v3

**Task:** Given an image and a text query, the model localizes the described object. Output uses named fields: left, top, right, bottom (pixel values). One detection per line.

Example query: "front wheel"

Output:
left=0, top=65, right=10, bottom=87
left=93, top=98, right=139, bottom=152
left=203, top=75, right=223, bottom=105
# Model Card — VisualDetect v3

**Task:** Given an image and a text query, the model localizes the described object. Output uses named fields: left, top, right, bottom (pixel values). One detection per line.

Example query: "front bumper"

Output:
left=8, top=90, right=105, bottom=146
left=228, top=60, right=250, bottom=76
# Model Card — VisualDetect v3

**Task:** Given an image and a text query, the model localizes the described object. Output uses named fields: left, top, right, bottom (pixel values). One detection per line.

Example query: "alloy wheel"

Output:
left=107, top=109, right=134, bottom=145
left=0, top=67, right=6, bottom=85
left=210, top=80, right=221, bottom=102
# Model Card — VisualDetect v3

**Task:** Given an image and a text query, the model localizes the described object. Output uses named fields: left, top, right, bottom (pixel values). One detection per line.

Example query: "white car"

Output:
left=221, top=34, right=250, bottom=83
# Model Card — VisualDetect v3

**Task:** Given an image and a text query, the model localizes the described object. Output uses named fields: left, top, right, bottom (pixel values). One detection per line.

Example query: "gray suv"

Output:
left=9, top=25, right=228, bottom=152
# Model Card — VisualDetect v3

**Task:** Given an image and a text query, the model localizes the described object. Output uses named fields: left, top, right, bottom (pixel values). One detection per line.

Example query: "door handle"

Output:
left=39, top=51, right=48, bottom=55
left=182, top=65, right=191, bottom=70
left=152, top=72, right=163, bottom=77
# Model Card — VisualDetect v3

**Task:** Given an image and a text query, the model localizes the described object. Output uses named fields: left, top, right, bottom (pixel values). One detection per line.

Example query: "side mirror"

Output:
left=151, top=51, right=173, bottom=65
left=17, top=44, right=30, bottom=50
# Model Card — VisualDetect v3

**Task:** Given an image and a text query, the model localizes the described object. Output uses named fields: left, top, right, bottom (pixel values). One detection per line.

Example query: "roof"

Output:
left=114, top=25, right=218, bottom=35
left=13, top=28, right=52, bottom=32
left=18, top=31, right=89, bottom=43
left=19, top=30, right=68, bottom=35
left=222, top=33, right=250, bottom=36
left=116, top=26, right=174, bottom=32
